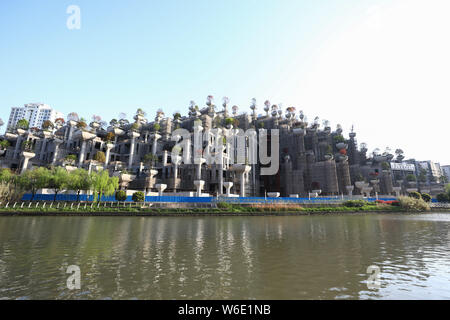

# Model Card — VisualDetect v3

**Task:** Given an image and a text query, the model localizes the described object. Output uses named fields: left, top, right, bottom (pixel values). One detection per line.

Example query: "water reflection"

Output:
left=0, top=213, right=449, bottom=299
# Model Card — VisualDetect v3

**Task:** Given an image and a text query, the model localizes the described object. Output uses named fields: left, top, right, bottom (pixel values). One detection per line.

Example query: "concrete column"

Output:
left=78, top=140, right=87, bottom=167
left=195, top=158, right=206, bottom=180
left=21, top=152, right=35, bottom=174
left=231, top=164, right=251, bottom=197
left=156, top=184, right=167, bottom=197
left=14, top=135, right=22, bottom=159
left=152, top=133, right=161, bottom=156
left=105, top=143, right=114, bottom=167
left=218, top=144, right=224, bottom=195
left=128, top=131, right=140, bottom=169
left=393, top=187, right=402, bottom=197
left=224, top=182, right=233, bottom=197
left=346, top=185, right=354, bottom=196
left=52, top=140, right=63, bottom=164
left=39, top=138, right=47, bottom=161
left=194, top=180, right=205, bottom=197
left=240, top=172, right=246, bottom=197
left=173, top=155, right=181, bottom=193
left=128, top=137, right=136, bottom=169
left=163, top=150, right=168, bottom=166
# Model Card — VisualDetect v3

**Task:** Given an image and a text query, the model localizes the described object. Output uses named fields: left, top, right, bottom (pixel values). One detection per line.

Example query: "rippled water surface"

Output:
left=0, top=213, right=449, bottom=299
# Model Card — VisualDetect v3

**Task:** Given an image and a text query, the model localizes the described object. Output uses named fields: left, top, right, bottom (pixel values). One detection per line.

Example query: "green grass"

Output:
left=0, top=202, right=405, bottom=214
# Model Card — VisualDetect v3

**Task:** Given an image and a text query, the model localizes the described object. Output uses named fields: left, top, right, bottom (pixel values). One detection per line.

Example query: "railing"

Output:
left=20, top=194, right=397, bottom=204
left=430, top=202, right=450, bottom=209
left=0, top=201, right=215, bottom=210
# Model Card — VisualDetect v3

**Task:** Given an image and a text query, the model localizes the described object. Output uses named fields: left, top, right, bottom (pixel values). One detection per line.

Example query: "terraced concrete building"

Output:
left=0, top=97, right=439, bottom=197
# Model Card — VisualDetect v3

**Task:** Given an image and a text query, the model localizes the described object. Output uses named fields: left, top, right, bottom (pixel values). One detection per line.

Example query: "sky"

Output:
left=0, top=0, right=449, bottom=164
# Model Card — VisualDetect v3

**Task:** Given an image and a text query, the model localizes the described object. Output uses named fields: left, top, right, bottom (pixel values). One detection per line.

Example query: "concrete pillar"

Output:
left=218, top=144, right=224, bottom=195
left=21, top=151, right=35, bottom=174
left=156, top=184, right=167, bottom=197
left=346, top=185, right=354, bottom=196
left=152, top=133, right=161, bottom=156
left=105, top=143, right=114, bottom=167
left=78, top=140, right=87, bottom=167
left=163, top=150, right=168, bottom=166
left=240, top=172, right=246, bottom=197
left=128, top=131, right=140, bottom=169
left=14, top=135, right=22, bottom=159
left=195, top=157, right=206, bottom=180
left=52, top=139, right=63, bottom=164
left=224, top=182, right=233, bottom=197
left=172, top=155, right=181, bottom=193
left=194, top=180, right=205, bottom=197
left=39, top=138, right=47, bottom=161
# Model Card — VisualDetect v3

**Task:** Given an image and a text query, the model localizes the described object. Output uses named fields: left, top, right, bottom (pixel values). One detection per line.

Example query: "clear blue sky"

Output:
left=1, top=0, right=449, bottom=164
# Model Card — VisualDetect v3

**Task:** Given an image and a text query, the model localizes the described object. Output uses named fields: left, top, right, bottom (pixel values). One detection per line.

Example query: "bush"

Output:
left=408, top=191, right=421, bottom=199
left=420, top=193, right=431, bottom=203
left=436, top=193, right=449, bottom=203
left=343, top=200, right=371, bottom=208
left=65, top=154, right=77, bottom=164
left=93, top=151, right=106, bottom=163
left=115, top=190, right=127, bottom=201
left=132, top=191, right=145, bottom=202
left=398, top=196, right=430, bottom=211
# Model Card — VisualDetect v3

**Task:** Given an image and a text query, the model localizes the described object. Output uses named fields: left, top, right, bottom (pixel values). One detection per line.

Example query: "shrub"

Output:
left=132, top=191, right=145, bottom=202
left=406, top=174, right=417, bottom=182
left=17, top=119, right=29, bottom=130
left=65, top=154, right=77, bottom=164
left=105, top=132, right=115, bottom=142
left=217, top=202, right=233, bottom=209
left=343, top=200, right=371, bottom=208
left=77, top=121, right=87, bottom=129
left=333, top=135, right=345, bottom=143
left=93, top=151, right=106, bottom=163
left=225, top=118, right=234, bottom=126
left=0, top=140, right=10, bottom=150
left=381, top=162, right=390, bottom=171
left=398, top=196, right=430, bottom=211
left=436, top=193, right=449, bottom=203
left=420, top=193, right=432, bottom=203
left=408, top=191, right=421, bottom=199
left=42, top=120, right=54, bottom=130
left=115, top=190, right=127, bottom=201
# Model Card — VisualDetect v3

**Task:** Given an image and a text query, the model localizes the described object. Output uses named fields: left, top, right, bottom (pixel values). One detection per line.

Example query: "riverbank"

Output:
left=0, top=206, right=446, bottom=216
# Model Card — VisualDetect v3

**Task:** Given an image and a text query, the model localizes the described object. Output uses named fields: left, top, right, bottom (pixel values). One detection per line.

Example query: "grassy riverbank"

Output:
left=0, top=204, right=422, bottom=216
left=0, top=199, right=445, bottom=216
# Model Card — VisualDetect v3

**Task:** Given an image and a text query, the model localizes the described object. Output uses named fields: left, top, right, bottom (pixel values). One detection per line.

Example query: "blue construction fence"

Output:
left=20, top=194, right=416, bottom=203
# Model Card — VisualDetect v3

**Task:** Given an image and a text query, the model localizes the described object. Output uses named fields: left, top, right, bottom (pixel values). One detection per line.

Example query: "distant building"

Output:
left=7, top=103, right=64, bottom=130
left=417, top=160, right=443, bottom=183
left=442, top=165, right=450, bottom=182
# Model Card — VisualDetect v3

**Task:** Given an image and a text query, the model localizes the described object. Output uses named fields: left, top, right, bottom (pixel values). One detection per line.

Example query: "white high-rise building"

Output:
left=418, top=160, right=444, bottom=183
left=442, top=165, right=450, bottom=182
left=7, top=103, right=64, bottom=130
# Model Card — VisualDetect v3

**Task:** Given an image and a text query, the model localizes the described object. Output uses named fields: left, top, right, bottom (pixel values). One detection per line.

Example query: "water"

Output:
left=0, top=213, right=449, bottom=300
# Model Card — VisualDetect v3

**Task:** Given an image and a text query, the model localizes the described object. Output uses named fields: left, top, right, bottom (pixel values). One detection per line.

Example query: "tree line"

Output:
left=0, top=167, right=119, bottom=202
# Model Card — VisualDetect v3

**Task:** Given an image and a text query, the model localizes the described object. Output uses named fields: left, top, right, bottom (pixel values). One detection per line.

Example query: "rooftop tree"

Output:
left=17, top=119, right=29, bottom=130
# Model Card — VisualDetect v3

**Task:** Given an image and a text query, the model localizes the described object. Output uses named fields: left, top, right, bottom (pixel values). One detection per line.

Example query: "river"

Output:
left=0, top=213, right=449, bottom=299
